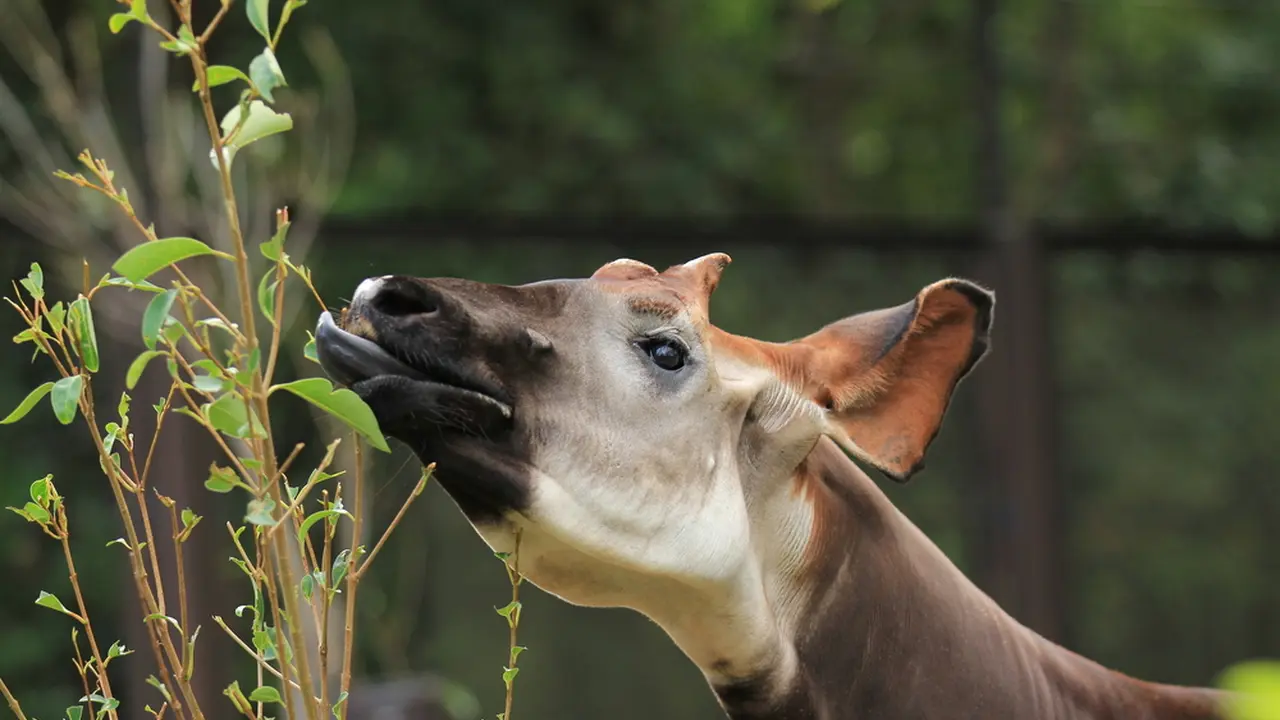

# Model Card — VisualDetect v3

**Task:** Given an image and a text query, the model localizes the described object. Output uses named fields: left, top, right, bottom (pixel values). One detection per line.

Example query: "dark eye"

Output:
left=641, top=338, right=687, bottom=371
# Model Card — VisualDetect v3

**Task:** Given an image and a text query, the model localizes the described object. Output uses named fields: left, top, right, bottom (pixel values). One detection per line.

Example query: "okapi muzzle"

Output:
left=315, top=255, right=1231, bottom=720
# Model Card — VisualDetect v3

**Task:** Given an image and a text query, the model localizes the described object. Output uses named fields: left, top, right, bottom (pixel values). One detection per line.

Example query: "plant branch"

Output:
left=352, top=464, right=433, bottom=581
left=0, top=677, right=28, bottom=720
left=337, top=439, right=364, bottom=720
left=56, top=506, right=117, bottom=720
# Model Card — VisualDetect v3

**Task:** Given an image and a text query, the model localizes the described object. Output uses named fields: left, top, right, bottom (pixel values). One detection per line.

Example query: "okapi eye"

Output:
left=642, top=338, right=687, bottom=371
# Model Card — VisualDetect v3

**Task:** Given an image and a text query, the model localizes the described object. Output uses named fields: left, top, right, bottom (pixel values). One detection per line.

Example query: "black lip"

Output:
left=314, top=311, right=514, bottom=419
left=314, top=311, right=425, bottom=387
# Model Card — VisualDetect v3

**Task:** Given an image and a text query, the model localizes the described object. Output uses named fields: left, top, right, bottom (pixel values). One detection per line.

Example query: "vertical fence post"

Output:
left=970, top=0, right=1066, bottom=642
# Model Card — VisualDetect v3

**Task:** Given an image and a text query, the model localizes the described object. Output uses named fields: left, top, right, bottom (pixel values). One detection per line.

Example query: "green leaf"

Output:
left=108, top=12, right=134, bottom=33
left=66, top=705, right=84, bottom=720
left=299, top=572, right=314, bottom=601
left=146, top=675, right=172, bottom=703
left=181, top=508, right=200, bottom=530
left=245, top=497, right=276, bottom=526
left=1219, top=659, right=1280, bottom=720
left=46, top=301, right=66, bottom=336
left=113, top=238, right=227, bottom=283
left=269, top=378, right=390, bottom=452
left=330, top=549, right=351, bottom=587
left=12, top=328, right=39, bottom=347
left=111, top=0, right=148, bottom=32
left=257, top=270, right=279, bottom=326
left=205, top=393, right=265, bottom=439
left=195, top=317, right=238, bottom=336
left=192, top=375, right=223, bottom=393
left=35, top=591, right=79, bottom=620
left=107, top=641, right=133, bottom=660
left=103, top=423, right=119, bottom=455
left=143, top=613, right=181, bottom=631
left=19, top=262, right=44, bottom=300
left=100, top=276, right=166, bottom=293
left=510, top=645, right=527, bottom=663
left=161, top=321, right=186, bottom=346
left=249, top=48, right=288, bottom=103
left=30, top=475, right=52, bottom=506
left=247, top=686, right=282, bottom=704
left=51, top=375, right=84, bottom=425
left=332, top=691, right=349, bottom=717
left=502, top=666, right=519, bottom=687
left=192, top=359, right=223, bottom=376
left=252, top=625, right=292, bottom=663
left=159, top=23, right=198, bottom=55
left=296, top=509, right=345, bottom=546
left=247, top=0, right=270, bottom=41
left=303, top=333, right=318, bottom=363
left=126, top=350, right=165, bottom=388
left=20, top=502, right=50, bottom=524
left=204, top=463, right=242, bottom=493
left=260, top=219, right=291, bottom=261
left=220, top=100, right=293, bottom=151
left=1, top=381, right=55, bottom=424
left=69, top=296, right=100, bottom=373
left=194, top=65, right=250, bottom=91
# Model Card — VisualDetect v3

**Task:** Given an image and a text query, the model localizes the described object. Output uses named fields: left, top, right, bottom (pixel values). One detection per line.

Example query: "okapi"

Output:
left=315, top=253, right=1229, bottom=720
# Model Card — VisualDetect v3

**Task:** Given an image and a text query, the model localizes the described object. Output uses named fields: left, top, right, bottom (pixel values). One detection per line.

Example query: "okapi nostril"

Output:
left=373, top=286, right=438, bottom=318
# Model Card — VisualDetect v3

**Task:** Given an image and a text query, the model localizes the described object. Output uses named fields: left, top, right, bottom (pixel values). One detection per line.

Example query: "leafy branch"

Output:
left=0, top=1, right=422, bottom=719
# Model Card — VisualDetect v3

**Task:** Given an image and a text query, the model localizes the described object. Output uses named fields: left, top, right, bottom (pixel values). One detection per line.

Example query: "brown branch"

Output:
left=56, top=503, right=118, bottom=720
left=337, top=439, right=365, bottom=719
left=352, top=465, right=433, bottom=581
left=0, top=677, right=28, bottom=720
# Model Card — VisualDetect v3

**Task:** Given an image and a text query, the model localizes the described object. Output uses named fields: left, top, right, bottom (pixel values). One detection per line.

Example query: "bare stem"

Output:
left=0, top=677, right=28, bottom=720
left=82, top=396, right=201, bottom=718
left=168, top=504, right=191, bottom=646
left=352, top=464, right=433, bottom=581
left=318, top=498, right=333, bottom=711
left=337, top=439, right=365, bottom=720
left=56, top=505, right=117, bottom=720
left=502, top=531, right=524, bottom=720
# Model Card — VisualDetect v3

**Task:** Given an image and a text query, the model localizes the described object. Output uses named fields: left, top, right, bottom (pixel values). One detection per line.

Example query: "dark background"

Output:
left=1, top=0, right=1278, bottom=717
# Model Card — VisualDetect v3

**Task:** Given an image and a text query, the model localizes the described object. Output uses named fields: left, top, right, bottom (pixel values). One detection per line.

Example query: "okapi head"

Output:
left=316, top=255, right=1226, bottom=720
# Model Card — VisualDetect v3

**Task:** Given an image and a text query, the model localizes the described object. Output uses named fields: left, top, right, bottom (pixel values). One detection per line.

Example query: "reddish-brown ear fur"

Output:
left=664, top=253, right=733, bottom=301
left=798, top=279, right=994, bottom=481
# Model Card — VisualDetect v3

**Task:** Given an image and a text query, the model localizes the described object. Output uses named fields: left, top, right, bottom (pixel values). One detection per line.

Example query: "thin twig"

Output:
left=352, top=464, right=433, bottom=581
left=502, top=531, right=524, bottom=720
left=0, top=677, right=28, bottom=720
left=56, top=503, right=118, bottom=720
left=318, top=492, right=333, bottom=711
left=140, top=384, right=178, bottom=488
left=212, top=616, right=311, bottom=699
left=168, top=504, right=191, bottom=646
left=83, top=395, right=201, bottom=718
left=337, top=439, right=364, bottom=720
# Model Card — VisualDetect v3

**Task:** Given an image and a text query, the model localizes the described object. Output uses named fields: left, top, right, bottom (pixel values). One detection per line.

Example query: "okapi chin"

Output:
left=316, top=255, right=1229, bottom=720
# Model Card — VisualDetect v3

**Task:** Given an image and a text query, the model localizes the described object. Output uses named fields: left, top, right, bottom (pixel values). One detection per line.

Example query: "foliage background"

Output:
left=2, top=0, right=1279, bottom=717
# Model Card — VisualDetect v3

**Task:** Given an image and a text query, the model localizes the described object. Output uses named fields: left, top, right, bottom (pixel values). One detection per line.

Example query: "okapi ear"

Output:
left=592, top=258, right=660, bottom=282
left=798, top=279, right=994, bottom=482
left=663, top=253, right=733, bottom=307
